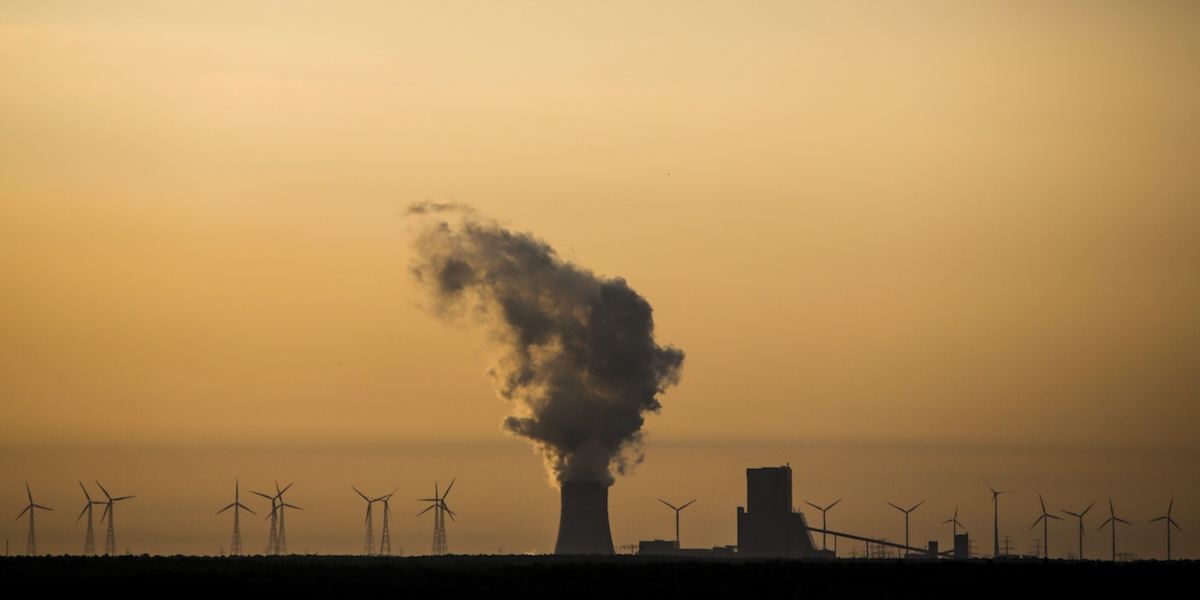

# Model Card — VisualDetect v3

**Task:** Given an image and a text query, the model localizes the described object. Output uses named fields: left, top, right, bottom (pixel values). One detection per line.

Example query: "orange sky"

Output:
left=2, top=2, right=1197, bottom=558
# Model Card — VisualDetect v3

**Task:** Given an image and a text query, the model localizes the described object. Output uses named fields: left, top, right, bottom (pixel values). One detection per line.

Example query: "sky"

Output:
left=2, top=1, right=1198, bottom=559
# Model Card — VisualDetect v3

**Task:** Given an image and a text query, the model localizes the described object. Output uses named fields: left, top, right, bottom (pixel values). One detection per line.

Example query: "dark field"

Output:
left=2, top=555, right=1193, bottom=597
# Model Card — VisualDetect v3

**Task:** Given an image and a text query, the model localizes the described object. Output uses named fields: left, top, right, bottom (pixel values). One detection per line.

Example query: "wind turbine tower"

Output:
left=77, top=481, right=101, bottom=556
left=1029, top=494, right=1062, bottom=559
left=95, top=481, right=134, bottom=556
left=378, top=490, right=397, bottom=556
left=1097, top=497, right=1130, bottom=561
left=273, top=482, right=300, bottom=555
left=887, top=500, right=925, bottom=556
left=985, top=482, right=1006, bottom=558
left=417, top=479, right=456, bottom=555
left=1148, top=497, right=1182, bottom=560
left=943, top=505, right=966, bottom=539
left=658, top=498, right=697, bottom=550
left=252, top=488, right=279, bottom=555
left=354, top=487, right=378, bottom=556
left=804, top=498, right=841, bottom=552
left=1061, top=502, right=1094, bottom=560
left=216, top=480, right=256, bottom=557
left=16, top=483, right=53, bottom=556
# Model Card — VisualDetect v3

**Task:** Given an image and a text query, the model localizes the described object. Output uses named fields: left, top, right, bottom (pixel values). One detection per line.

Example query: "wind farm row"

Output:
left=13, top=479, right=457, bottom=559
left=11, top=477, right=1185, bottom=561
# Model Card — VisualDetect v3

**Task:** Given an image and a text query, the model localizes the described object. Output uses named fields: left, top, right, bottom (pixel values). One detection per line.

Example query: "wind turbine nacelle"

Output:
left=554, top=481, right=614, bottom=555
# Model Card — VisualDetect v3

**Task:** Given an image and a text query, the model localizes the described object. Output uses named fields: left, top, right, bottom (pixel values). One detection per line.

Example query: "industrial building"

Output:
left=736, top=465, right=824, bottom=558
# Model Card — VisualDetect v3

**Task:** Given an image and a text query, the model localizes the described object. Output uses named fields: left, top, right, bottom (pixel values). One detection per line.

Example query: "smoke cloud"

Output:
left=407, top=202, right=685, bottom=486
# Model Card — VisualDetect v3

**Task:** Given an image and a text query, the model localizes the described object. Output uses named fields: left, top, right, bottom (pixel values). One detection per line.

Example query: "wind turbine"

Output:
left=354, top=487, right=378, bottom=556
left=1148, top=498, right=1181, bottom=560
left=15, top=483, right=53, bottom=556
left=377, top=489, right=397, bottom=556
left=1029, top=494, right=1062, bottom=559
left=943, top=505, right=966, bottom=539
left=1060, top=502, right=1094, bottom=560
left=887, top=500, right=924, bottom=555
left=272, top=482, right=300, bottom=555
left=417, top=479, right=456, bottom=555
left=95, top=480, right=134, bottom=556
left=216, top=479, right=256, bottom=556
left=803, top=498, right=841, bottom=552
left=1097, top=497, right=1130, bottom=561
left=658, top=498, right=697, bottom=550
left=77, top=481, right=102, bottom=556
left=251, top=488, right=279, bottom=555
left=984, top=480, right=1006, bottom=558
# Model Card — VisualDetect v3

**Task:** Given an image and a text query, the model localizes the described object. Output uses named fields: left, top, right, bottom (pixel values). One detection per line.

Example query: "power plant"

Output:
left=554, top=481, right=614, bottom=555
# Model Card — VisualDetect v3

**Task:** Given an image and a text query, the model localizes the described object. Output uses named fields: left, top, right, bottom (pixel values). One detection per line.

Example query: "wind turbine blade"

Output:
left=1081, top=502, right=1094, bottom=517
left=251, top=491, right=273, bottom=500
left=659, top=499, right=679, bottom=511
left=79, top=481, right=92, bottom=502
left=26, top=482, right=33, bottom=503
left=912, top=500, right=925, bottom=512
left=1047, top=514, right=1063, bottom=521
left=443, top=478, right=455, bottom=499
left=113, top=495, right=135, bottom=502
left=16, top=505, right=31, bottom=520
left=95, top=481, right=113, bottom=501
left=1062, top=511, right=1080, bottom=518
left=77, top=504, right=90, bottom=522
left=417, top=504, right=436, bottom=517
left=1039, top=494, right=1047, bottom=513
left=237, top=502, right=256, bottom=515
left=887, top=502, right=903, bottom=512
left=680, top=499, right=697, bottom=510
left=828, top=498, right=842, bottom=510
left=354, top=487, right=369, bottom=501
left=217, top=503, right=235, bottom=515
left=279, top=482, right=293, bottom=496
left=1149, top=516, right=1166, bottom=523
left=804, top=501, right=821, bottom=511
left=1031, top=516, right=1044, bottom=529
left=1114, top=517, right=1130, bottom=525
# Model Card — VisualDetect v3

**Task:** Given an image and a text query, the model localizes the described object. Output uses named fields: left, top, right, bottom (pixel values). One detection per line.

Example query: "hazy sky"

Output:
left=2, top=2, right=1197, bottom=559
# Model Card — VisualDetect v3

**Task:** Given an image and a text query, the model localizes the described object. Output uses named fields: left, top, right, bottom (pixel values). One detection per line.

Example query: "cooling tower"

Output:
left=554, top=481, right=615, bottom=555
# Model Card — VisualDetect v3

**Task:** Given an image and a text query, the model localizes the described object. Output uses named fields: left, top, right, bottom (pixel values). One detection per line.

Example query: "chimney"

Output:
left=554, top=481, right=615, bottom=555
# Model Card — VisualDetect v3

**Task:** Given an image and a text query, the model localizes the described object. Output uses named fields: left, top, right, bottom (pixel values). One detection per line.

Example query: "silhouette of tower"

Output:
left=804, top=498, right=842, bottom=552
left=555, top=481, right=614, bottom=555
left=985, top=481, right=1005, bottom=558
left=1062, top=502, right=1094, bottom=560
left=888, top=500, right=925, bottom=555
left=418, top=480, right=456, bottom=555
left=736, top=465, right=819, bottom=558
left=16, top=483, right=53, bottom=556
left=1148, top=497, right=1181, bottom=560
left=658, top=498, right=696, bottom=550
left=943, top=505, right=966, bottom=540
left=77, top=481, right=100, bottom=556
left=1029, top=494, right=1061, bottom=559
left=217, top=480, right=256, bottom=557
left=252, top=489, right=279, bottom=555
left=274, top=482, right=299, bottom=555
left=95, top=481, right=133, bottom=556
left=378, top=490, right=396, bottom=556
left=354, top=487, right=377, bottom=556
left=1098, top=498, right=1130, bottom=561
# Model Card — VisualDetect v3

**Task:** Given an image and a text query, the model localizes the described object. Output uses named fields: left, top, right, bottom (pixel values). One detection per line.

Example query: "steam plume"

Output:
left=408, top=202, right=685, bottom=486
